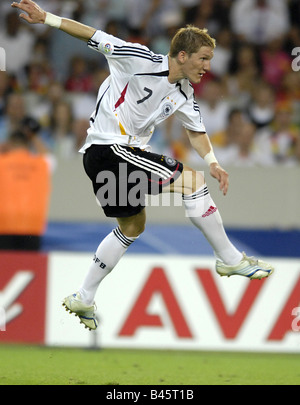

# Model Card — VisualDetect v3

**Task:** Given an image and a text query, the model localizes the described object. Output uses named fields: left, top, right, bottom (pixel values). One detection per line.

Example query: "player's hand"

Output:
left=11, top=0, right=46, bottom=24
left=209, top=163, right=229, bottom=196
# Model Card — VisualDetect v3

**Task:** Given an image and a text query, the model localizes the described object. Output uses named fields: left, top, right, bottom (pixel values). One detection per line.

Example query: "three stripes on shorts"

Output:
left=110, top=144, right=174, bottom=180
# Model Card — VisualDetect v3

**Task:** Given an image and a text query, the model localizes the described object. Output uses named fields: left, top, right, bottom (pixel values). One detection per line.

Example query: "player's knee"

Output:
left=135, top=222, right=146, bottom=236
left=120, top=222, right=145, bottom=238
left=118, top=211, right=146, bottom=238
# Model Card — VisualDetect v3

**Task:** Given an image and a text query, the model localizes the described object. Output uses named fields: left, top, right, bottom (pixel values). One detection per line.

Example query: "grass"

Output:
left=0, top=344, right=300, bottom=385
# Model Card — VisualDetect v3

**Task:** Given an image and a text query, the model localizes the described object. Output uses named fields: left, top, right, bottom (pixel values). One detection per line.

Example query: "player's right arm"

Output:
left=11, top=0, right=96, bottom=42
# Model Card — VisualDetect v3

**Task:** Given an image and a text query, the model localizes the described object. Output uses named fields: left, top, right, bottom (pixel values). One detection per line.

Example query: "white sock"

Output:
left=183, top=185, right=243, bottom=265
left=79, top=227, right=138, bottom=305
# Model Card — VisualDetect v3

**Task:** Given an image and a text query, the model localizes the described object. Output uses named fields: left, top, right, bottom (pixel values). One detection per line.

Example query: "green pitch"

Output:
left=0, top=344, right=299, bottom=385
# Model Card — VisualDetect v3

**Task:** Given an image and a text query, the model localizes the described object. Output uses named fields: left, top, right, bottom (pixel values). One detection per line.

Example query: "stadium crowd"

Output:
left=0, top=0, right=300, bottom=167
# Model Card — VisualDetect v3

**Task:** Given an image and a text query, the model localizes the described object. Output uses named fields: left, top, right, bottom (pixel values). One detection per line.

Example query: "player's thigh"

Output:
left=117, top=208, right=146, bottom=238
left=164, top=165, right=205, bottom=195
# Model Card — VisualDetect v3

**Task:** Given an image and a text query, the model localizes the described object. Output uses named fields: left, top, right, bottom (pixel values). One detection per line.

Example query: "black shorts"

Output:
left=83, top=144, right=183, bottom=218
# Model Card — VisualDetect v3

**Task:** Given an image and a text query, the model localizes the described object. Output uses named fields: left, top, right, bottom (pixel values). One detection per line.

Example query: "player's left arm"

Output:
left=186, top=129, right=229, bottom=195
left=11, top=0, right=96, bottom=42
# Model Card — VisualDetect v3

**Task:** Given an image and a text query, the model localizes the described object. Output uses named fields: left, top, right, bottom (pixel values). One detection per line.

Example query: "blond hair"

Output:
left=169, top=25, right=216, bottom=58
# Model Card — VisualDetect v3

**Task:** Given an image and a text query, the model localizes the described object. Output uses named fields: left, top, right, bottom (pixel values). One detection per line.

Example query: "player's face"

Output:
left=182, top=46, right=214, bottom=84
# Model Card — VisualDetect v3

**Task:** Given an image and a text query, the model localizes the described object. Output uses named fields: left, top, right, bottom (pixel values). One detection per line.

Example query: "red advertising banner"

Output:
left=0, top=251, right=299, bottom=352
left=0, top=251, right=48, bottom=344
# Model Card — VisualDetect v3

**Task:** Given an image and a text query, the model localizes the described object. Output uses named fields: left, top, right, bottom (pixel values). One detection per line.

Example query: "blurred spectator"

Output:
left=150, top=11, right=182, bottom=55
left=210, top=28, right=233, bottom=78
left=2, top=0, right=300, bottom=169
left=38, top=94, right=91, bottom=158
left=47, top=2, right=100, bottom=82
left=246, top=80, right=275, bottom=129
left=224, top=43, right=262, bottom=108
left=104, top=0, right=127, bottom=23
left=228, top=121, right=263, bottom=166
left=22, top=38, right=55, bottom=93
left=230, top=0, right=290, bottom=46
left=70, top=67, right=108, bottom=121
left=196, top=78, right=231, bottom=138
left=120, top=0, right=157, bottom=40
left=49, top=100, right=76, bottom=158
left=277, top=71, right=300, bottom=131
left=260, top=36, right=292, bottom=90
left=0, top=118, right=53, bottom=250
left=105, top=19, right=124, bottom=38
left=25, top=60, right=53, bottom=94
left=210, top=108, right=246, bottom=148
left=284, top=25, right=300, bottom=56
left=68, top=0, right=108, bottom=30
left=287, top=0, right=300, bottom=27
left=126, top=0, right=184, bottom=39
left=0, top=11, right=35, bottom=78
left=212, top=109, right=252, bottom=165
left=0, top=72, right=13, bottom=118
left=0, top=93, right=27, bottom=143
left=277, top=71, right=300, bottom=109
left=182, top=0, right=213, bottom=25
left=217, top=120, right=273, bottom=167
left=30, top=81, right=66, bottom=127
left=284, top=0, right=300, bottom=62
left=65, top=55, right=93, bottom=93
left=188, top=0, right=223, bottom=37
left=255, top=101, right=300, bottom=166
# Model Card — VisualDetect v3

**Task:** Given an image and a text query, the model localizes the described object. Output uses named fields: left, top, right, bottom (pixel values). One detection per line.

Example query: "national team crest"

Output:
left=161, top=102, right=173, bottom=118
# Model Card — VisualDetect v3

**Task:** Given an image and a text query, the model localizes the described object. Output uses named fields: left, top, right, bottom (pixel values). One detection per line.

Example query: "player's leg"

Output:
left=63, top=210, right=146, bottom=330
left=63, top=145, right=147, bottom=330
left=78, top=209, right=145, bottom=305
left=117, top=208, right=146, bottom=237
left=167, top=165, right=274, bottom=279
left=73, top=146, right=183, bottom=315
left=167, top=165, right=243, bottom=265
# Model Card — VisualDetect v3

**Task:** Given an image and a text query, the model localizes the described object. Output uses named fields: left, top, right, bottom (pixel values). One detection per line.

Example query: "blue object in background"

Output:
left=42, top=222, right=300, bottom=258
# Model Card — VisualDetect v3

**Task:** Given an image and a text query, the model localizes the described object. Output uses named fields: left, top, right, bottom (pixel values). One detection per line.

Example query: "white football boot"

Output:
left=216, top=252, right=274, bottom=280
left=63, top=292, right=98, bottom=330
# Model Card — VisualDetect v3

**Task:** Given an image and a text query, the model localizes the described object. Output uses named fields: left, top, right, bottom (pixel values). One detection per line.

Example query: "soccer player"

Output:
left=11, top=0, right=274, bottom=331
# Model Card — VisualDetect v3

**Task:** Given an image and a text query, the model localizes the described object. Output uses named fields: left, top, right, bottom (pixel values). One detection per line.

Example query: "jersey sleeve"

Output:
left=175, top=97, right=206, bottom=133
left=87, top=30, right=125, bottom=56
left=87, top=30, right=160, bottom=75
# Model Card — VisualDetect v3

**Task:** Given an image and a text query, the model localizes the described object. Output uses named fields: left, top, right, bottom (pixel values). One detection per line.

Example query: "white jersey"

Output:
left=79, top=30, right=206, bottom=152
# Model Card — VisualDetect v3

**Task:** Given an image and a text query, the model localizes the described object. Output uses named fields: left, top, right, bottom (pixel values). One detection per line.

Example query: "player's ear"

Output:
left=177, top=50, right=187, bottom=64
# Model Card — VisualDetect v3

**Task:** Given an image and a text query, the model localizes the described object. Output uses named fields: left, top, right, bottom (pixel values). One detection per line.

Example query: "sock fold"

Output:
left=113, top=226, right=137, bottom=248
